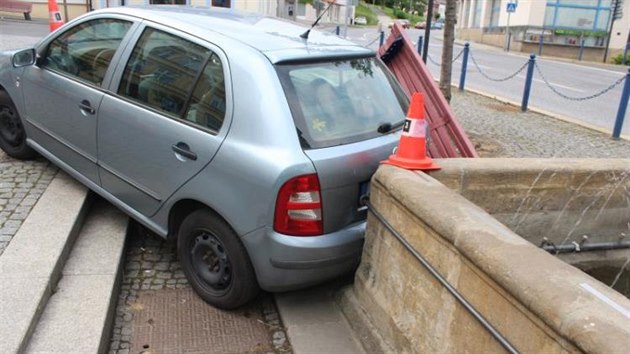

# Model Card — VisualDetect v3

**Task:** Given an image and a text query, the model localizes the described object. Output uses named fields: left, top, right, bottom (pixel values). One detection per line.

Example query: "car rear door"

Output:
left=98, top=24, right=231, bottom=216
left=20, top=17, right=136, bottom=183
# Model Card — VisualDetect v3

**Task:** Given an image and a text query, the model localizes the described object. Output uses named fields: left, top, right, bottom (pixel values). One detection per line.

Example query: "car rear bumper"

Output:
left=241, top=221, right=365, bottom=292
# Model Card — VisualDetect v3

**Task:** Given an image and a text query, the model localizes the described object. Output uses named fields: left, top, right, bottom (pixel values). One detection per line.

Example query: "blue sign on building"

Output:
left=507, top=2, right=517, bottom=13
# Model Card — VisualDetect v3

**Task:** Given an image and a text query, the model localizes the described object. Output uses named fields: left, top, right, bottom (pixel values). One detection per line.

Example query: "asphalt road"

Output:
left=344, top=26, right=630, bottom=138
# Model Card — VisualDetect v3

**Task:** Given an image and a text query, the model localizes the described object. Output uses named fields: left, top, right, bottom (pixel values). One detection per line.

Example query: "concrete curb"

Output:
left=0, top=172, right=90, bottom=353
left=275, top=278, right=365, bottom=354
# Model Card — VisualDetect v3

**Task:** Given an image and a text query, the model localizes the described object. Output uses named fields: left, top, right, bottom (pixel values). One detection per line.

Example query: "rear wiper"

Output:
left=377, top=120, right=405, bottom=134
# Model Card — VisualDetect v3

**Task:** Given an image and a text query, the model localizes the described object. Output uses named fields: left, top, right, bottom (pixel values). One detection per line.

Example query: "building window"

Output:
left=544, top=0, right=612, bottom=31
left=489, top=0, right=500, bottom=27
left=472, top=0, right=483, bottom=28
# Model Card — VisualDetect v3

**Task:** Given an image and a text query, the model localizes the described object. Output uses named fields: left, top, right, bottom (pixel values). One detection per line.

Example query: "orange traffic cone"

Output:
left=382, top=92, right=440, bottom=171
left=48, top=0, right=64, bottom=32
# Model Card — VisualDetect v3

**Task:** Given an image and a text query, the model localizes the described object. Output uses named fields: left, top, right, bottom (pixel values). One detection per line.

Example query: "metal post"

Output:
left=521, top=54, right=536, bottom=112
left=612, top=68, right=630, bottom=139
left=624, top=31, right=630, bottom=65
left=579, top=35, right=585, bottom=61
left=379, top=30, right=385, bottom=47
left=336, top=25, right=340, bottom=35
left=417, top=35, right=424, bottom=55
left=459, top=43, right=470, bottom=91
left=505, top=11, right=511, bottom=52
left=423, top=0, right=434, bottom=63
left=538, top=29, right=544, bottom=56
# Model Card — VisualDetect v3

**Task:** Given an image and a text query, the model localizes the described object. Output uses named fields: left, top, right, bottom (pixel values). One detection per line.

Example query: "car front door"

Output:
left=98, top=25, right=230, bottom=216
left=20, top=17, right=135, bottom=183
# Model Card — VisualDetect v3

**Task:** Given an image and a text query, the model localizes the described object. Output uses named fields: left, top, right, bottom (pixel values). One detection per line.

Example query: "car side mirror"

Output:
left=12, top=48, right=36, bottom=67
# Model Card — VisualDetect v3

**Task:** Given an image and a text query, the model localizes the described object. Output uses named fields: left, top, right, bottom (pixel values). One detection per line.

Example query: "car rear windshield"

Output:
left=276, top=57, right=408, bottom=149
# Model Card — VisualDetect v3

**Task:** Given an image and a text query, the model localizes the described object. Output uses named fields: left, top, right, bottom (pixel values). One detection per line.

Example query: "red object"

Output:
left=383, top=93, right=440, bottom=171
left=48, top=0, right=64, bottom=32
left=274, top=174, right=323, bottom=236
left=380, top=23, right=478, bottom=158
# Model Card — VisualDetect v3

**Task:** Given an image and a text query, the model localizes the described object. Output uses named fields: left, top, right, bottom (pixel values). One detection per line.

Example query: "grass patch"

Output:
left=355, top=2, right=379, bottom=26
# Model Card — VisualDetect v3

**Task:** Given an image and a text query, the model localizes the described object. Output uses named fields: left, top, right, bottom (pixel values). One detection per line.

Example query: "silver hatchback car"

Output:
left=0, top=6, right=408, bottom=309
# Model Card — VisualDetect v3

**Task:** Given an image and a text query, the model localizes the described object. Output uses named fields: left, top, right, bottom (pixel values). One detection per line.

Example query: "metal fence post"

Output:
left=379, top=31, right=385, bottom=47
left=538, top=32, right=544, bottom=56
left=417, top=35, right=424, bottom=56
left=459, top=43, right=470, bottom=91
left=335, top=25, right=340, bottom=36
left=612, top=68, right=630, bottom=139
left=579, top=38, right=585, bottom=61
left=521, top=54, right=536, bottom=112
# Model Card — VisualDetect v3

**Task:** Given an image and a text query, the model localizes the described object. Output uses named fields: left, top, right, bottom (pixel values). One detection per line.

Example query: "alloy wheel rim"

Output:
left=190, top=231, right=231, bottom=291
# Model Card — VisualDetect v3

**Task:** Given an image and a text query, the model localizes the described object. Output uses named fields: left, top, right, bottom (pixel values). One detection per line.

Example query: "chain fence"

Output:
left=364, top=33, right=383, bottom=48
left=534, top=62, right=626, bottom=101
left=469, top=50, right=529, bottom=82
left=426, top=48, right=465, bottom=66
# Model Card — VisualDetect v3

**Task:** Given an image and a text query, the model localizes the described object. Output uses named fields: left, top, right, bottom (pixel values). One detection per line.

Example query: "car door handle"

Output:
left=78, top=100, right=95, bottom=115
left=171, top=142, right=197, bottom=161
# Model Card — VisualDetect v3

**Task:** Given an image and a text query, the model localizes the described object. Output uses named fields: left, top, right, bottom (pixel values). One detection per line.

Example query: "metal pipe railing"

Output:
left=363, top=197, right=520, bottom=354
left=542, top=240, right=630, bottom=254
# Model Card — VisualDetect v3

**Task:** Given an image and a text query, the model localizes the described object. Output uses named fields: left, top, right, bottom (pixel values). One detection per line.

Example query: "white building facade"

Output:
left=457, top=0, right=630, bottom=62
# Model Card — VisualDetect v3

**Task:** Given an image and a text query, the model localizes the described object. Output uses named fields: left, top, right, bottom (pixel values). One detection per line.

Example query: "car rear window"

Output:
left=275, top=57, right=408, bottom=149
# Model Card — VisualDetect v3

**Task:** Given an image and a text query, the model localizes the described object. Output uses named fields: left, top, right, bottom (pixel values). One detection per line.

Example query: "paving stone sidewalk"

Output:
left=109, top=224, right=292, bottom=354
left=450, top=90, right=630, bottom=158
left=0, top=150, right=58, bottom=256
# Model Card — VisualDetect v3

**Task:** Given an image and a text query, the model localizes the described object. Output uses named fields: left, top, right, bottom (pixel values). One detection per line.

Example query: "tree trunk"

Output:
left=439, top=0, right=457, bottom=102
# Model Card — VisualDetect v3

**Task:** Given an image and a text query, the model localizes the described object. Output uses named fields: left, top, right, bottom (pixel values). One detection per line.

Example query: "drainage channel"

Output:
left=108, top=222, right=292, bottom=354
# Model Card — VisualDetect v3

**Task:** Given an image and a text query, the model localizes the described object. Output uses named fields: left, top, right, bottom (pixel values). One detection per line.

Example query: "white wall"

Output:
left=610, top=3, right=630, bottom=50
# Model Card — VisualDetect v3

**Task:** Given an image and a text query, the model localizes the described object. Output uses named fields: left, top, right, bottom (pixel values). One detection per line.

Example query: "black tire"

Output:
left=177, top=209, right=259, bottom=309
left=0, top=91, right=36, bottom=160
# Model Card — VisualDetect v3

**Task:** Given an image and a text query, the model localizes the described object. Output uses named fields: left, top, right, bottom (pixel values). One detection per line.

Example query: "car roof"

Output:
left=103, top=5, right=374, bottom=63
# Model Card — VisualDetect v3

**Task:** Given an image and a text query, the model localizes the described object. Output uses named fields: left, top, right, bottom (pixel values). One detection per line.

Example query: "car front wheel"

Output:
left=0, top=91, right=36, bottom=160
left=177, top=209, right=259, bottom=309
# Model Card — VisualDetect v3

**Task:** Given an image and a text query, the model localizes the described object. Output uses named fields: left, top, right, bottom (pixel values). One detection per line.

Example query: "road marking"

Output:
left=539, top=58, right=626, bottom=77
left=515, top=75, right=584, bottom=92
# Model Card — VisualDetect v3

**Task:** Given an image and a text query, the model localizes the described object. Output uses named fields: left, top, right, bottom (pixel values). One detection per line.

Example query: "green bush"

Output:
left=613, top=53, right=630, bottom=65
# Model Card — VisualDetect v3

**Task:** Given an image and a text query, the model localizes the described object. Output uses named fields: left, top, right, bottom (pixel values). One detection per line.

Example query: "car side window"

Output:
left=183, top=53, right=227, bottom=132
left=118, top=28, right=213, bottom=120
left=43, top=19, right=132, bottom=85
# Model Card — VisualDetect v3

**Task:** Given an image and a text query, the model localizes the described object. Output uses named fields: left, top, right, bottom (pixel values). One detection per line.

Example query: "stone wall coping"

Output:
left=373, top=164, right=630, bottom=354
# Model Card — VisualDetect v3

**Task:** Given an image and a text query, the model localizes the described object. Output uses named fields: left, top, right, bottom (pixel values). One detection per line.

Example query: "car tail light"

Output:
left=274, top=174, right=323, bottom=236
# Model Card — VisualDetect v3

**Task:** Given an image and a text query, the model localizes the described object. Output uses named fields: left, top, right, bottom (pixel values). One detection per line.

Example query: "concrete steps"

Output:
left=0, top=172, right=128, bottom=354
left=26, top=200, right=127, bottom=353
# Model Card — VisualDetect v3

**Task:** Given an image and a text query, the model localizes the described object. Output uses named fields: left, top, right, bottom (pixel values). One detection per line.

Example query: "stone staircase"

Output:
left=0, top=172, right=128, bottom=354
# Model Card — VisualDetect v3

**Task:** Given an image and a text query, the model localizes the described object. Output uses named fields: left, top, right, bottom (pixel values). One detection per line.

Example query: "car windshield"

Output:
left=276, top=57, right=408, bottom=149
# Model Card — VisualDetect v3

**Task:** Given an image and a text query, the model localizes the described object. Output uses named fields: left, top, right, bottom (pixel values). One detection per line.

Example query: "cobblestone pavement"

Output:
left=109, top=224, right=292, bottom=354
left=0, top=150, right=57, bottom=256
left=450, top=90, right=630, bottom=158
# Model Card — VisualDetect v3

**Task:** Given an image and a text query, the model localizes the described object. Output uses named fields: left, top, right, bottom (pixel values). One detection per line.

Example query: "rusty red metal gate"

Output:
left=379, top=24, right=478, bottom=158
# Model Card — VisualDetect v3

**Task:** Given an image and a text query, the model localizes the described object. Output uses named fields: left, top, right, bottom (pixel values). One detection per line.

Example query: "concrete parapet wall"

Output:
left=344, top=162, right=630, bottom=354
left=432, top=159, right=630, bottom=250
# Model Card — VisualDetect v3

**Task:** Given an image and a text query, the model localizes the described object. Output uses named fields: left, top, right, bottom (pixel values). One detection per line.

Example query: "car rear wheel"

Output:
left=177, top=209, right=259, bottom=309
left=0, top=91, right=36, bottom=160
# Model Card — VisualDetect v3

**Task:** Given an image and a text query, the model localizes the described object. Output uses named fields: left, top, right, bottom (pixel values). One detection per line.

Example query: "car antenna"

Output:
left=300, top=1, right=334, bottom=40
